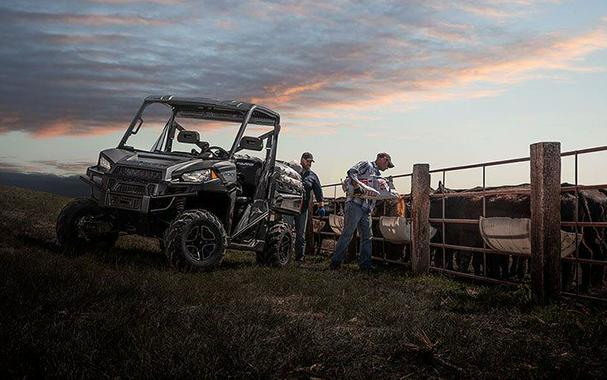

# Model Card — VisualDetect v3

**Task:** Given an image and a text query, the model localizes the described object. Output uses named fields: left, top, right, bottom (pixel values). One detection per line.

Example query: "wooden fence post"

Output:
left=530, top=142, right=561, bottom=304
left=411, top=163, right=431, bottom=275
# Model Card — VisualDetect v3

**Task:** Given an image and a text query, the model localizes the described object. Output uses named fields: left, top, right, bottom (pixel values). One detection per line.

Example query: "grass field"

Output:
left=1, top=185, right=606, bottom=379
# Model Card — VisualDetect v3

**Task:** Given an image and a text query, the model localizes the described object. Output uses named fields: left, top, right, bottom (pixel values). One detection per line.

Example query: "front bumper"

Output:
left=82, top=166, right=219, bottom=213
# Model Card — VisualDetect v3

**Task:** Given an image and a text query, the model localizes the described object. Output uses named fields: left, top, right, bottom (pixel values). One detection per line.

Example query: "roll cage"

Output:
left=118, top=95, right=281, bottom=158
left=117, top=95, right=282, bottom=211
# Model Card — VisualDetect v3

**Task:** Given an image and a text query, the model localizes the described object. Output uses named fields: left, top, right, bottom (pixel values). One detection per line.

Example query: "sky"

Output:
left=0, top=0, right=606, bottom=193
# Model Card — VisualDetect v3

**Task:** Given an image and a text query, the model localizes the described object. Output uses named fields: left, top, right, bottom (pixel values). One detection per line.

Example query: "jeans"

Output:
left=330, top=201, right=373, bottom=269
left=285, top=210, right=309, bottom=261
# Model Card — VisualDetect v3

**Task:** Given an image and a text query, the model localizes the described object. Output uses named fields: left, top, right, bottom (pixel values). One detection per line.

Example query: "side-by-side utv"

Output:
left=56, top=95, right=304, bottom=270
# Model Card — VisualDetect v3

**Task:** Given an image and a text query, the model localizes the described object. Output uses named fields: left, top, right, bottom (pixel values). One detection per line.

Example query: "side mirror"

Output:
left=239, top=136, right=263, bottom=151
left=177, top=130, right=200, bottom=143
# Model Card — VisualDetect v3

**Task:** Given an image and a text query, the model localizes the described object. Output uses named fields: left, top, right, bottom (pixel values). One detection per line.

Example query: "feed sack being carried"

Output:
left=341, top=175, right=399, bottom=200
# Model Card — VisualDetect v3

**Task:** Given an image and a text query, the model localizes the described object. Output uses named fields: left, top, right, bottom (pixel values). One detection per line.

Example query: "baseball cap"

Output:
left=301, top=152, right=314, bottom=162
left=377, top=152, right=394, bottom=168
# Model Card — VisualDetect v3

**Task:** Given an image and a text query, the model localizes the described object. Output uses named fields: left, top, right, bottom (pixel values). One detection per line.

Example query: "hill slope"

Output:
left=0, top=171, right=89, bottom=197
left=0, top=185, right=606, bottom=378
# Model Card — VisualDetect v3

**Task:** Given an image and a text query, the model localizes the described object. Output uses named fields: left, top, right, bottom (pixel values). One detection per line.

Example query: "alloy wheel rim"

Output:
left=185, top=224, right=217, bottom=262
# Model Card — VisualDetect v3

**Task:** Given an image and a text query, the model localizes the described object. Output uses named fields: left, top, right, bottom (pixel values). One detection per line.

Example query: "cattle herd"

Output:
left=311, top=183, right=607, bottom=294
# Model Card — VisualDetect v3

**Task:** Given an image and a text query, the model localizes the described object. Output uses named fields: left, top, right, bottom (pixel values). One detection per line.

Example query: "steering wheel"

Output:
left=205, top=146, right=229, bottom=158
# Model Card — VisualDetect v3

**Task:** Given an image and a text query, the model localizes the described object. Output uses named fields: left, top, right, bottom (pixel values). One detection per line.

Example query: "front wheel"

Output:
left=56, top=198, right=118, bottom=256
left=165, top=209, right=227, bottom=271
left=256, top=222, right=293, bottom=267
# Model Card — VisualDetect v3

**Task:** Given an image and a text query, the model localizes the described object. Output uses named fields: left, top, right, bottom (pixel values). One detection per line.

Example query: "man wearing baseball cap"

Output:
left=292, top=152, right=325, bottom=264
left=376, top=152, right=395, bottom=169
left=330, top=152, right=394, bottom=272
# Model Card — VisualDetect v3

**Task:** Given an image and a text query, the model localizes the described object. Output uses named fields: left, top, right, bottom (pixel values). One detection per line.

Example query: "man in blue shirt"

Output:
left=293, top=152, right=325, bottom=264
left=330, top=152, right=394, bottom=271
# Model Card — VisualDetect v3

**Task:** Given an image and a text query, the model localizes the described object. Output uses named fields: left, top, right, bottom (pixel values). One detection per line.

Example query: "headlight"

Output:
left=181, top=169, right=212, bottom=183
left=99, top=155, right=112, bottom=171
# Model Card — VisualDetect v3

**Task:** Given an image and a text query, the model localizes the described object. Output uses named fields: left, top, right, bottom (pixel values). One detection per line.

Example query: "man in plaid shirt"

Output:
left=330, top=153, right=394, bottom=271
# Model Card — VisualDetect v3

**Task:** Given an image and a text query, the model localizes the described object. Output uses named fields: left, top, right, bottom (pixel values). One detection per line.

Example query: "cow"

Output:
left=311, top=186, right=606, bottom=292
left=561, top=188, right=607, bottom=290
left=430, top=182, right=607, bottom=291
left=430, top=183, right=530, bottom=279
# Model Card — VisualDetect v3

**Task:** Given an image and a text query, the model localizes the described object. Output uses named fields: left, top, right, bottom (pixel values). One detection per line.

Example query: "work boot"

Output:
left=329, top=261, right=340, bottom=271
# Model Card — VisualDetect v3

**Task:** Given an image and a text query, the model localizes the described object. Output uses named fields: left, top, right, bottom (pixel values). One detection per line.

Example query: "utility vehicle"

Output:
left=56, top=95, right=303, bottom=270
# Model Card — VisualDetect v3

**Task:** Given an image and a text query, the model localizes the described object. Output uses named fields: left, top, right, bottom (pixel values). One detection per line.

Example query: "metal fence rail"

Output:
left=308, top=143, right=607, bottom=303
left=427, top=161, right=531, bottom=287
left=559, top=146, right=607, bottom=301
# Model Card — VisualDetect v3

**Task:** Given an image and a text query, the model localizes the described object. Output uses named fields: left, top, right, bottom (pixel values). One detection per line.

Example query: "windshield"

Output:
left=124, top=102, right=237, bottom=154
left=122, top=101, right=274, bottom=160
left=165, top=113, right=240, bottom=156
left=122, top=102, right=173, bottom=151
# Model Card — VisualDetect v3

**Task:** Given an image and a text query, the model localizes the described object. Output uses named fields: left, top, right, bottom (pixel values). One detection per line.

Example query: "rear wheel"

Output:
left=257, top=222, right=293, bottom=267
left=165, top=209, right=227, bottom=271
left=56, top=198, right=118, bottom=256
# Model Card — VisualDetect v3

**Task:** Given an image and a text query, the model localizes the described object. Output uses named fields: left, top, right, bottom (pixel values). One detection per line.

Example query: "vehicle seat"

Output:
left=235, top=156, right=263, bottom=199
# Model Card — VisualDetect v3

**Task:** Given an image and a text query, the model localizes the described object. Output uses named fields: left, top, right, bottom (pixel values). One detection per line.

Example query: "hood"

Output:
left=101, top=148, right=217, bottom=181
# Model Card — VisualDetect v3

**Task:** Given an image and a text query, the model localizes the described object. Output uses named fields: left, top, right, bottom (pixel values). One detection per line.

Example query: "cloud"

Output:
left=44, top=33, right=127, bottom=45
left=31, top=120, right=128, bottom=138
left=446, top=27, right=607, bottom=84
left=0, top=1, right=605, bottom=138
left=0, top=161, right=26, bottom=172
left=89, top=0, right=184, bottom=4
left=31, top=160, right=94, bottom=173
left=251, top=80, right=331, bottom=106
left=0, top=160, right=43, bottom=173
left=0, top=8, right=171, bottom=26
left=457, top=4, right=524, bottom=19
left=0, top=158, right=93, bottom=175
left=427, top=0, right=563, bottom=20
left=265, top=26, right=607, bottom=110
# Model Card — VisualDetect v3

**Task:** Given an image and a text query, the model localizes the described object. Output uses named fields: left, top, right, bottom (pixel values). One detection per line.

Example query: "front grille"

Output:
left=114, top=183, right=146, bottom=195
left=113, top=166, right=163, bottom=182
left=108, top=194, right=142, bottom=210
